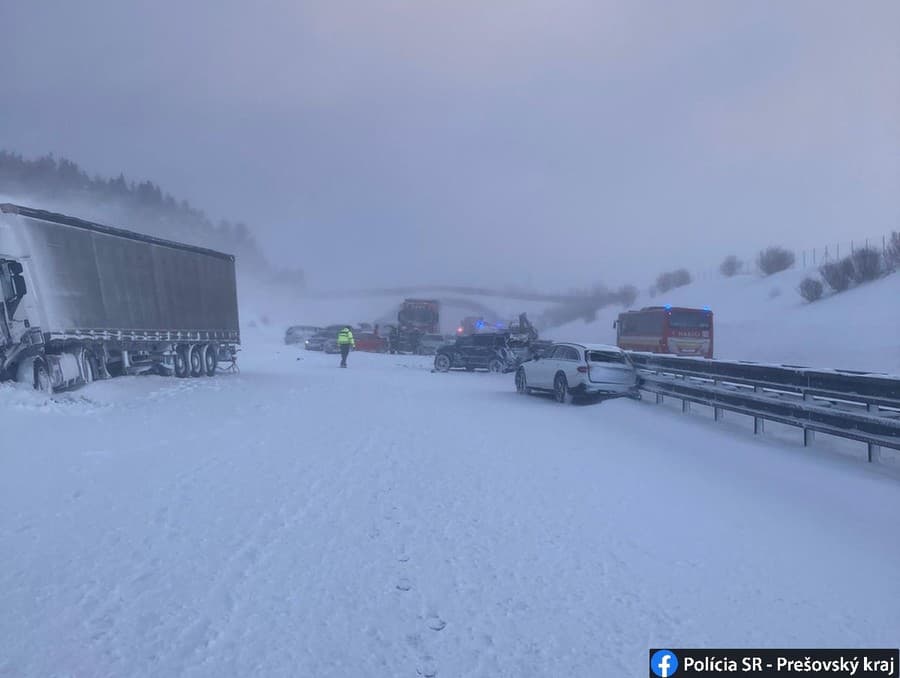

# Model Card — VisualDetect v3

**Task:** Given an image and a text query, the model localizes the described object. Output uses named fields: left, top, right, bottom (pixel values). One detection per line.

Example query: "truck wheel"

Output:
left=174, top=346, right=190, bottom=378
left=33, top=358, right=53, bottom=394
left=434, top=354, right=451, bottom=372
left=488, top=358, right=504, bottom=374
left=81, top=351, right=96, bottom=384
left=203, top=343, right=218, bottom=376
left=189, top=344, right=204, bottom=377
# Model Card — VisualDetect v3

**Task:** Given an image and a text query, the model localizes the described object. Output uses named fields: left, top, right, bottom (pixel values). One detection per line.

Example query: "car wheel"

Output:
left=434, top=354, right=451, bottom=372
left=554, top=373, right=572, bottom=404
left=515, top=367, right=529, bottom=394
left=488, top=358, right=504, bottom=374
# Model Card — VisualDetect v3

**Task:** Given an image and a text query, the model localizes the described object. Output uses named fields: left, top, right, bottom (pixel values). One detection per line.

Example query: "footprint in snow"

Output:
left=416, top=656, right=438, bottom=677
left=426, top=615, right=446, bottom=632
left=396, top=578, right=412, bottom=592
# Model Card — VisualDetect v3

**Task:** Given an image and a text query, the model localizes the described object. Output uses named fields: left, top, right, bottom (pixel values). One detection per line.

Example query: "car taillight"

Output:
left=577, top=366, right=588, bottom=373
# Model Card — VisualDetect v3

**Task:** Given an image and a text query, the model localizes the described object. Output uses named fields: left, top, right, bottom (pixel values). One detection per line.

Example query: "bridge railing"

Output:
left=625, top=352, right=900, bottom=461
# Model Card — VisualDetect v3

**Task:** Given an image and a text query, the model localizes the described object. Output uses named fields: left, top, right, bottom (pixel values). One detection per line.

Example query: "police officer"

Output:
left=337, top=326, right=355, bottom=367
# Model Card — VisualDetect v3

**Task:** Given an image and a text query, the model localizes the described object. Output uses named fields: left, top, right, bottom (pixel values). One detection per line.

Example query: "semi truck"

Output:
left=386, top=298, right=440, bottom=354
left=397, top=298, right=440, bottom=334
left=0, top=203, right=240, bottom=392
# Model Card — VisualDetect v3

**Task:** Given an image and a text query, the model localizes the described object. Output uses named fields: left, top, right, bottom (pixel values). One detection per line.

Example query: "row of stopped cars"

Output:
left=432, top=332, right=639, bottom=404
left=286, top=325, right=387, bottom=353
left=286, top=324, right=451, bottom=355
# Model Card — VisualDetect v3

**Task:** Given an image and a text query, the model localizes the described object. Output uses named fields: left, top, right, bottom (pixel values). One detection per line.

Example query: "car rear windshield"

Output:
left=668, top=310, right=711, bottom=329
left=587, top=350, right=628, bottom=364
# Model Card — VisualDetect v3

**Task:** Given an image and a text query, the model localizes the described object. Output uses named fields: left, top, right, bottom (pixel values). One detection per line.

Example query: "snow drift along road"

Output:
left=2, top=328, right=899, bottom=677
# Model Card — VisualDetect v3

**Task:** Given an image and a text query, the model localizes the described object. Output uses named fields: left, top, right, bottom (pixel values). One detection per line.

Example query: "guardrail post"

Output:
left=712, top=379, right=722, bottom=421
left=867, top=443, right=881, bottom=463
left=655, top=393, right=663, bottom=405
left=801, top=392, right=816, bottom=446
left=753, top=385, right=764, bottom=434
left=682, top=399, right=690, bottom=414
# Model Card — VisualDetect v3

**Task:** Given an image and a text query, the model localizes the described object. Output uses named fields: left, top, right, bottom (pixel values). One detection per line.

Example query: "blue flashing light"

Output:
left=702, top=306, right=711, bottom=312
left=663, top=304, right=672, bottom=310
left=475, top=320, right=485, bottom=329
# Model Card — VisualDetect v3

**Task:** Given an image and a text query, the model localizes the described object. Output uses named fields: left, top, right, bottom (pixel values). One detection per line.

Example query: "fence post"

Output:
left=655, top=393, right=663, bottom=405
left=682, top=399, right=690, bottom=414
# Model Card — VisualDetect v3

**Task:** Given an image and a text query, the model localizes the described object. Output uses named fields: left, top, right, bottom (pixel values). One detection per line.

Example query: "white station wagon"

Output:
left=515, top=342, right=639, bottom=403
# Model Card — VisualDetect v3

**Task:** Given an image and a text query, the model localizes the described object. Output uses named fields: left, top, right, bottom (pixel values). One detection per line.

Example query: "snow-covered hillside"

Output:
left=2, top=330, right=899, bottom=677
left=545, top=268, right=900, bottom=374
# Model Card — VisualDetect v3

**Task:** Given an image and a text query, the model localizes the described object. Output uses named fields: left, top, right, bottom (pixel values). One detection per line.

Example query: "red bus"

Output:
left=614, top=306, right=714, bottom=358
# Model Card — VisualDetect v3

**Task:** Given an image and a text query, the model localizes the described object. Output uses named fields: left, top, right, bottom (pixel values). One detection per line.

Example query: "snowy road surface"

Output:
left=2, top=333, right=900, bottom=677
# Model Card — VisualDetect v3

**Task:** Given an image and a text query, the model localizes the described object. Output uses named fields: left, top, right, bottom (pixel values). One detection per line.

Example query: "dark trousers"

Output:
left=340, top=344, right=351, bottom=366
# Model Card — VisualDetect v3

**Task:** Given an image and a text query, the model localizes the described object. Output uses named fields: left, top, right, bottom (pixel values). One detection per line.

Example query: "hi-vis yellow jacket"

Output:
left=337, top=327, right=355, bottom=346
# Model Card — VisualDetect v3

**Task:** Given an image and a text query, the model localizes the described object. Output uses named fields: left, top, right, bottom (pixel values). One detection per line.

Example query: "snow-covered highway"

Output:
left=2, top=331, right=899, bottom=677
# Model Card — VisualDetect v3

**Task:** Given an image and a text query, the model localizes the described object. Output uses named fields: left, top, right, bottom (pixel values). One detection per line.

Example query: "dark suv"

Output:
left=433, top=333, right=519, bottom=373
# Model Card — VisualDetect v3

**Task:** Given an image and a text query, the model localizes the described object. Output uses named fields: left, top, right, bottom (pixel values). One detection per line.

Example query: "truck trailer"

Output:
left=0, top=203, right=240, bottom=391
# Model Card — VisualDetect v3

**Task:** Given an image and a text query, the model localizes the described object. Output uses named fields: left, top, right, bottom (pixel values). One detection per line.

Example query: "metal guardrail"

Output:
left=626, top=352, right=900, bottom=461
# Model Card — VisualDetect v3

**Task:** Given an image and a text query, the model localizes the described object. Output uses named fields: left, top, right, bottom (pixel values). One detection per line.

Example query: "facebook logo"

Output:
left=650, top=650, right=679, bottom=677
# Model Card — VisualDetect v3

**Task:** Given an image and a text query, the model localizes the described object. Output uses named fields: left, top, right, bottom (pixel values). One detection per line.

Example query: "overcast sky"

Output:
left=1, top=0, right=898, bottom=291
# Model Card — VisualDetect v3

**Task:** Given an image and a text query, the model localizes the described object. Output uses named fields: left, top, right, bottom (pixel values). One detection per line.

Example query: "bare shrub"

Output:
left=757, top=247, right=795, bottom=276
left=655, top=269, right=692, bottom=293
left=849, top=247, right=883, bottom=283
left=719, top=255, right=741, bottom=277
left=798, top=277, right=823, bottom=302
left=884, top=232, right=899, bottom=271
left=819, top=258, right=854, bottom=292
left=617, top=284, right=638, bottom=308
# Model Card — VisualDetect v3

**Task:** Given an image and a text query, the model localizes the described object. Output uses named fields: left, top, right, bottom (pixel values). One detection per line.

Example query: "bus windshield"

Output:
left=668, top=310, right=711, bottom=330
